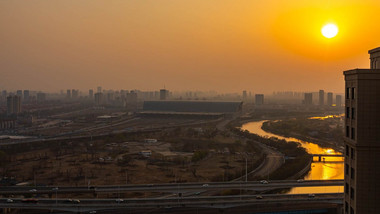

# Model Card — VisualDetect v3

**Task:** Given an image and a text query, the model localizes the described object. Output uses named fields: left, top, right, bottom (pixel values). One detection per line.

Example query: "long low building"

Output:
left=140, top=101, right=242, bottom=118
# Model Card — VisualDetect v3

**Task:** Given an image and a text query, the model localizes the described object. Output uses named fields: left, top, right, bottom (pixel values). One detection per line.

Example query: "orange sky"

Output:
left=1, top=0, right=380, bottom=94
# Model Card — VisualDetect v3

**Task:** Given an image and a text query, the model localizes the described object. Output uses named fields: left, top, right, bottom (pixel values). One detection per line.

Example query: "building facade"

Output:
left=343, top=47, right=380, bottom=214
left=255, top=94, right=264, bottom=105
left=304, top=93, right=313, bottom=105
left=319, top=90, right=325, bottom=106
left=327, top=92, right=333, bottom=107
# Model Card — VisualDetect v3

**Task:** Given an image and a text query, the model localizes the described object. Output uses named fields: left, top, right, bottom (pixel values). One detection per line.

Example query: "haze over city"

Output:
left=1, top=0, right=380, bottom=93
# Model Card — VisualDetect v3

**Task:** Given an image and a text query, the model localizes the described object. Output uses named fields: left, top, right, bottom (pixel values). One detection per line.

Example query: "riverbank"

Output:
left=261, top=120, right=344, bottom=153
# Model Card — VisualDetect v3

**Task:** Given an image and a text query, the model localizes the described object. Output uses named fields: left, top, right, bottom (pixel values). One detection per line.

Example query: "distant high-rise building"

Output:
left=126, top=91, right=138, bottom=108
left=343, top=47, right=380, bottom=214
left=72, top=89, right=79, bottom=99
left=16, top=90, right=22, bottom=98
left=37, top=93, right=46, bottom=103
left=1, top=90, right=7, bottom=98
left=336, top=95, right=342, bottom=108
left=94, top=92, right=104, bottom=106
left=327, top=92, right=333, bottom=106
left=160, top=89, right=169, bottom=100
left=97, top=86, right=102, bottom=93
left=7, top=95, right=21, bottom=115
left=89, top=89, right=94, bottom=99
left=23, top=90, right=30, bottom=103
left=66, top=89, right=71, bottom=99
left=304, top=93, right=313, bottom=105
left=242, top=90, right=247, bottom=100
left=319, top=90, right=325, bottom=105
left=255, top=94, right=264, bottom=105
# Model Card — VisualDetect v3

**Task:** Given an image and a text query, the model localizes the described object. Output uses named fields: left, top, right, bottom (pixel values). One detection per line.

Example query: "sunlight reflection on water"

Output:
left=241, top=120, right=343, bottom=194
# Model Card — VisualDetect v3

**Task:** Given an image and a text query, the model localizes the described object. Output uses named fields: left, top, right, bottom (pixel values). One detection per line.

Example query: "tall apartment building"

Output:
left=242, top=90, right=247, bottom=100
left=7, top=95, right=21, bottom=115
left=319, top=90, right=325, bottom=105
left=336, top=95, right=342, bottom=108
left=23, top=90, right=30, bottom=103
left=160, top=89, right=169, bottom=100
left=327, top=92, right=333, bottom=106
left=343, top=47, right=380, bottom=214
left=304, top=93, right=313, bottom=105
left=94, top=92, right=104, bottom=106
left=255, top=94, right=264, bottom=105
left=89, top=89, right=94, bottom=99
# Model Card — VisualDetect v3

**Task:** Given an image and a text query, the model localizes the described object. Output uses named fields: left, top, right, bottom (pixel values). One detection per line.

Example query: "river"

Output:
left=241, top=120, right=343, bottom=194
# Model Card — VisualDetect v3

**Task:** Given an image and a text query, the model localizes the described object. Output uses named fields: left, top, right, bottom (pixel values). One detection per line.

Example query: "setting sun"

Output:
left=322, top=24, right=338, bottom=38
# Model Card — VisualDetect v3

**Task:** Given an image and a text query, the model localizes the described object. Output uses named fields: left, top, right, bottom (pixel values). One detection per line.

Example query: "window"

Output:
left=346, top=107, right=350, bottom=118
left=351, top=127, right=355, bottom=140
left=345, top=164, right=349, bottom=175
left=346, top=145, right=349, bottom=157
left=350, top=187, right=354, bottom=200
left=351, top=108, right=355, bottom=119
left=346, top=87, right=350, bottom=99
left=351, top=167, right=355, bottom=180
left=345, top=202, right=348, bottom=214
left=351, top=88, right=355, bottom=99
left=345, top=183, right=349, bottom=194
left=351, top=148, right=355, bottom=160
left=346, top=126, right=350, bottom=138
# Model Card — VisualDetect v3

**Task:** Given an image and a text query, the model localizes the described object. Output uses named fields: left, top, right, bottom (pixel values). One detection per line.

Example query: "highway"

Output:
left=0, top=180, right=343, bottom=195
left=0, top=193, right=343, bottom=212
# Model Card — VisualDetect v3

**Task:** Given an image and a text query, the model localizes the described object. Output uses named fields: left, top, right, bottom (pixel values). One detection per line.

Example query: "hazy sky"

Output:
left=1, top=0, right=380, bottom=94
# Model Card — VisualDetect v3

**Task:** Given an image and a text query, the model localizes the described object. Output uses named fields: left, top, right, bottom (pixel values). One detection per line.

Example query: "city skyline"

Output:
left=1, top=0, right=380, bottom=93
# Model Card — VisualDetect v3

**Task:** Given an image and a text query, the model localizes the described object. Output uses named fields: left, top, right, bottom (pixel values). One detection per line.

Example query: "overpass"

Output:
left=0, top=193, right=343, bottom=213
left=0, top=180, right=344, bottom=195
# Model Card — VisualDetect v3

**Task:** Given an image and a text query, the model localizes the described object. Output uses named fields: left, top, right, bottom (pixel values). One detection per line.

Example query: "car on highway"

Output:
left=297, top=179, right=304, bottom=183
left=89, top=211, right=97, bottom=214
left=202, top=184, right=209, bottom=187
left=29, top=189, right=37, bottom=192
left=73, top=199, right=81, bottom=203
left=52, top=187, right=59, bottom=191
left=260, top=180, right=268, bottom=184
left=256, top=195, right=263, bottom=199
left=308, top=194, right=315, bottom=198
left=115, top=199, right=124, bottom=203
left=6, top=199, right=13, bottom=203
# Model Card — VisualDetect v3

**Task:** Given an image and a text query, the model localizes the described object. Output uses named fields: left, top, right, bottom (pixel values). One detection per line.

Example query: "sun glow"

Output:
left=321, top=24, right=338, bottom=38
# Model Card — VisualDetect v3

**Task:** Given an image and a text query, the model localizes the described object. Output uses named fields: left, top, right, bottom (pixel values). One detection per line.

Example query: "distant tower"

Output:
left=327, top=92, right=333, bottom=107
left=160, top=89, right=169, bottom=100
left=7, top=95, right=21, bottom=115
left=16, top=90, right=22, bottom=98
left=94, top=92, right=104, bottom=106
left=319, top=90, right=325, bottom=105
left=66, top=89, right=71, bottom=99
left=336, top=95, right=342, bottom=108
left=304, top=93, right=313, bottom=105
left=255, top=94, right=264, bottom=105
left=23, top=90, right=30, bottom=103
left=89, top=89, right=94, bottom=99
left=242, top=90, right=247, bottom=100
left=97, top=86, right=102, bottom=93
left=343, top=47, right=380, bottom=214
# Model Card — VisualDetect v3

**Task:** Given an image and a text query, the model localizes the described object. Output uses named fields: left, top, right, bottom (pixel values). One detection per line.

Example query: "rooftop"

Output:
left=368, top=47, right=380, bottom=54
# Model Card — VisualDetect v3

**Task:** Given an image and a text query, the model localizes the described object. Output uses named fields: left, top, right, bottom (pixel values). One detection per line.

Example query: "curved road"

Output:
left=216, top=117, right=284, bottom=180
